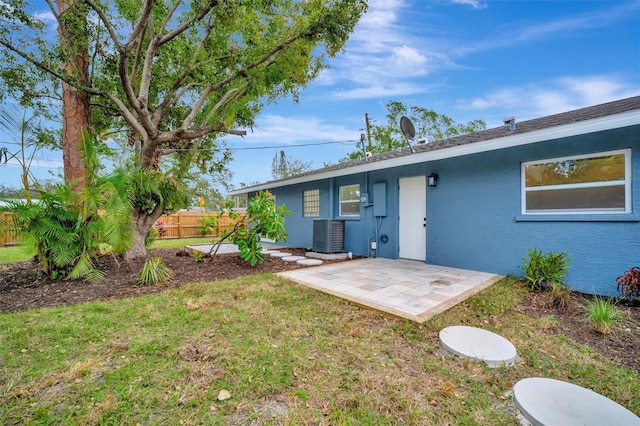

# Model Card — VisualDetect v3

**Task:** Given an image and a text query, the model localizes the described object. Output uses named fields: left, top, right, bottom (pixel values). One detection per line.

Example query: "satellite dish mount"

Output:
left=400, top=116, right=416, bottom=154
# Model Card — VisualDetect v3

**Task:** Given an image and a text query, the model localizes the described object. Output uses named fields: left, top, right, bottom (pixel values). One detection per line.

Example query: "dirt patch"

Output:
left=0, top=249, right=638, bottom=371
left=0, top=247, right=332, bottom=313
left=519, top=291, right=639, bottom=371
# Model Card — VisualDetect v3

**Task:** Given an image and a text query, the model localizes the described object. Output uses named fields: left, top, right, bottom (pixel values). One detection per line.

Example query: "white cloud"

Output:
left=456, top=74, right=640, bottom=120
left=332, top=82, right=429, bottom=100
left=453, top=2, right=637, bottom=57
left=324, top=0, right=449, bottom=100
left=239, top=115, right=358, bottom=145
left=33, top=10, right=56, bottom=25
left=450, top=0, right=487, bottom=10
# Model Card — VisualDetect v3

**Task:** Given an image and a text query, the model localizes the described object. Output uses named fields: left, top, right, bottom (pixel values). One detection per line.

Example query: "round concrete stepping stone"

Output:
left=439, top=325, right=516, bottom=367
left=297, top=258, right=323, bottom=266
left=261, top=250, right=278, bottom=254
left=282, top=256, right=306, bottom=262
left=269, top=252, right=292, bottom=258
left=513, top=377, right=640, bottom=426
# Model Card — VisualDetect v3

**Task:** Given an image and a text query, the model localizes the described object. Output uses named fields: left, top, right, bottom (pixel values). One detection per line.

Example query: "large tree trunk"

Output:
left=57, top=0, right=90, bottom=189
left=125, top=207, right=164, bottom=261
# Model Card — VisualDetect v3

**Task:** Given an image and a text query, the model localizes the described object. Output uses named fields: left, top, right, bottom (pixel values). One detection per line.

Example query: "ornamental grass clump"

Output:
left=585, top=297, right=621, bottom=335
left=139, top=257, right=172, bottom=286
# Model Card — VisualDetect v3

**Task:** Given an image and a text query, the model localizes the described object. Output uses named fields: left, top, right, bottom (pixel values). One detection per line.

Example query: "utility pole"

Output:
left=365, top=113, right=373, bottom=152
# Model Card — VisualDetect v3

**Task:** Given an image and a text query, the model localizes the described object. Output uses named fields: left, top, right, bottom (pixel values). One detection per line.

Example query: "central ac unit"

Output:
left=312, top=219, right=345, bottom=253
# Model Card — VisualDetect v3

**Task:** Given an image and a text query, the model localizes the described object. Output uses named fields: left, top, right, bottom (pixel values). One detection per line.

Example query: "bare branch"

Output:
left=157, top=1, right=217, bottom=47
left=179, top=83, right=217, bottom=130
left=203, top=87, right=245, bottom=124
left=123, top=0, right=155, bottom=52
left=0, top=39, right=100, bottom=95
left=104, top=93, right=147, bottom=140
left=45, top=0, right=68, bottom=39
left=158, top=0, right=182, bottom=34
left=137, top=17, right=158, bottom=110
left=84, top=0, right=123, bottom=52
left=157, top=125, right=246, bottom=144
left=152, top=81, right=199, bottom=125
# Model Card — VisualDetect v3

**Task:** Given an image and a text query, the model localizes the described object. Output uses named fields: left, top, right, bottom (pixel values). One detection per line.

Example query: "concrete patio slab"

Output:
left=278, top=258, right=502, bottom=323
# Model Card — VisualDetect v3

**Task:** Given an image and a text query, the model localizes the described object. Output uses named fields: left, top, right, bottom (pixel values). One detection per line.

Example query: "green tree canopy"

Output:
left=0, top=0, right=367, bottom=258
left=271, top=150, right=312, bottom=180
left=347, top=101, right=486, bottom=160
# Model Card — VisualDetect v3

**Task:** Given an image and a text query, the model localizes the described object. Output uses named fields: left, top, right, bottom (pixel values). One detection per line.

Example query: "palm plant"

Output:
left=4, top=133, right=133, bottom=282
left=0, top=105, right=51, bottom=202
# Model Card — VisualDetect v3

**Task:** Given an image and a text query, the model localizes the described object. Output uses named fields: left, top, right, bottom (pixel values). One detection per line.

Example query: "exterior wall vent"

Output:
left=503, top=116, right=516, bottom=131
left=312, top=219, right=345, bottom=253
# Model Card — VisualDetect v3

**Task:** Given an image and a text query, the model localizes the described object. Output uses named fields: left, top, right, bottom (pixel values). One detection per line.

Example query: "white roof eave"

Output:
left=228, top=110, right=639, bottom=195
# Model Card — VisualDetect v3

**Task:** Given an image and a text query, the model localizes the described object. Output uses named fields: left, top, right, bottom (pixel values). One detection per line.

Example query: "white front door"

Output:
left=399, top=176, right=426, bottom=260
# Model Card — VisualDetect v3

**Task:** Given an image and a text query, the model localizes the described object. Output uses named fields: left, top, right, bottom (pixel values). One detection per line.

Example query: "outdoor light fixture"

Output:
left=428, top=173, right=438, bottom=187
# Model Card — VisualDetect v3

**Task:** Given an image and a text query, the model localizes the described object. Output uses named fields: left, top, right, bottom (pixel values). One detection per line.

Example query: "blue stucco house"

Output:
left=229, top=97, right=640, bottom=296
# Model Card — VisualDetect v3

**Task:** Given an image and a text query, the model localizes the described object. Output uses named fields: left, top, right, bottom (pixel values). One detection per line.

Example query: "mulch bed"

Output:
left=0, top=247, right=319, bottom=313
left=1, top=247, right=638, bottom=371
left=519, top=291, right=639, bottom=372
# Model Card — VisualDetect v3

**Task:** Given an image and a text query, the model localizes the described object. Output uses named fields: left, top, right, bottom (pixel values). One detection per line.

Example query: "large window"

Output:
left=339, top=184, right=360, bottom=216
left=303, top=189, right=320, bottom=217
left=522, top=149, right=630, bottom=214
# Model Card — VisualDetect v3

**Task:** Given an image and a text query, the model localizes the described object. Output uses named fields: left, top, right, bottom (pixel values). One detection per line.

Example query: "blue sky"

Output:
left=1, top=0, right=639, bottom=192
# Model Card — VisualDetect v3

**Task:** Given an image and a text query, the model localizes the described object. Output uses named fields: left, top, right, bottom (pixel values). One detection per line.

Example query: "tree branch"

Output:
left=104, top=93, right=147, bottom=141
left=0, top=39, right=100, bottom=95
left=84, top=0, right=124, bottom=52
left=157, top=125, right=246, bottom=144
left=158, top=0, right=182, bottom=35
left=157, top=1, right=217, bottom=47
left=203, top=87, right=246, bottom=124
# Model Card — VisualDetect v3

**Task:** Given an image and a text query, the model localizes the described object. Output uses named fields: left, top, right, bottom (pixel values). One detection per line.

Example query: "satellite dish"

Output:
left=399, top=116, right=416, bottom=153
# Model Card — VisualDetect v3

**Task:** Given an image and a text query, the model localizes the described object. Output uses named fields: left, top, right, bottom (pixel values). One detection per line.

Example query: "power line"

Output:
left=229, top=139, right=358, bottom=151
left=162, top=139, right=359, bottom=152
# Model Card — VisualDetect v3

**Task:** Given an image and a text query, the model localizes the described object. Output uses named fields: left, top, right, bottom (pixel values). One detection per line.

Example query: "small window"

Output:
left=234, top=194, right=248, bottom=209
left=339, top=184, right=360, bottom=216
left=522, top=149, right=630, bottom=214
left=303, top=189, right=320, bottom=217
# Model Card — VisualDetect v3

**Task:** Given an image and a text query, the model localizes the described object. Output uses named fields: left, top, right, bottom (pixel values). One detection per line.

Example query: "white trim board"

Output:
left=229, top=110, right=639, bottom=195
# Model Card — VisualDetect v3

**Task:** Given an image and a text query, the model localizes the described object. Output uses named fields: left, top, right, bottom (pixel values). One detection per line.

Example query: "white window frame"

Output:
left=339, top=184, right=360, bottom=217
left=303, top=189, right=320, bottom=217
left=521, top=149, right=631, bottom=215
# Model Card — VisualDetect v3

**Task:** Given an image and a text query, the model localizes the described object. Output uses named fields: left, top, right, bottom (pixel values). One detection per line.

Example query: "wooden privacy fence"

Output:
left=0, top=211, right=245, bottom=246
left=154, top=211, right=244, bottom=239
left=0, top=211, right=22, bottom=246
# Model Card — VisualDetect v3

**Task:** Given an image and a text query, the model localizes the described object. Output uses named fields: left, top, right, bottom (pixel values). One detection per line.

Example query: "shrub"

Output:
left=154, top=220, right=167, bottom=238
left=192, top=250, right=205, bottom=263
left=197, top=215, right=218, bottom=237
left=616, top=267, right=640, bottom=301
left=520, top=248, right=571, bottom=291
left=585, top=297, right=621, bottom=334
left=205, top=190, right=290, bottom=266
left=139, top=257, right=172, bottom=285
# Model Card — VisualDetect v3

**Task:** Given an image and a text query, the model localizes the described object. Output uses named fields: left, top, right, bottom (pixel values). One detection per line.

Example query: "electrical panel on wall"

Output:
left=373, top=182, right=387, bottom=217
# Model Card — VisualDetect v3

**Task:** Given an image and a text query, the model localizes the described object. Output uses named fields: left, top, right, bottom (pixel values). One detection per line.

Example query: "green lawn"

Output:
left=0, top=242, right=35, bottom=264
left=1, top=276, right=638, bottom=425
left=0, top=237, right=215, bottom=264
